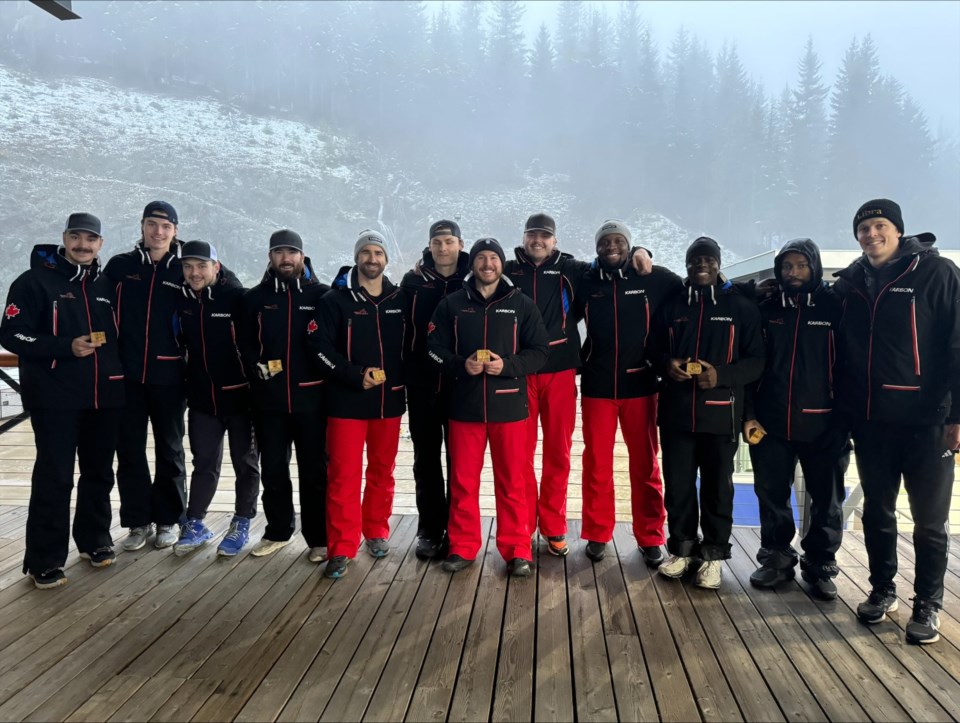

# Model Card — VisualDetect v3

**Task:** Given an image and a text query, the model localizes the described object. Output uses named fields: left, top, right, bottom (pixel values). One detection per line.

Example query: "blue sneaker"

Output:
left=217, top=516, right=251, bottom=557
left=173, top=518, right=213, bottom=557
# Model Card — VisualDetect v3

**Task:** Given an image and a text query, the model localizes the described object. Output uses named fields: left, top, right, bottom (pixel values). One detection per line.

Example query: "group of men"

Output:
left=1, top=198, right=956, bottom=647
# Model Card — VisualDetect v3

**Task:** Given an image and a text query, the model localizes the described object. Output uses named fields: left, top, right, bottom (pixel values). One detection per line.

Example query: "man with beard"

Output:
left=311, top=230, right=407, bottom=579
left=428, top=238, right=549, bottom=577
left=1, top=213, right=125, bottom=588
left=104, top=201, right=187, bottom=551
left=653, top=237, right=764, bottom=589
left=575, top=221, right=683, bottom=564
left=173, top=241, right=261, bottom=557
left=401, top=220, right=470, bottom=560
left=506, top=213, right=652, bottom=558
left=237, top=230, right=329, bottom=560
left=833, top=199, right=960, bottom=644
left=743, top=239, right=849, bottom=599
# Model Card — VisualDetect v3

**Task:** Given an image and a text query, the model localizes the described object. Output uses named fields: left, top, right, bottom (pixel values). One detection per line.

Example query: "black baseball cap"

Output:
left=142, top=200, right=178, bottom=225
left=269, top=229, right=304, bottom=251
left=64, top=212, right=102, bottom=237
left=181, top=240, right=218, bottom=262
left=429, top=219, right=461, bottom=240
left=524, top=213, right=556, bottom=236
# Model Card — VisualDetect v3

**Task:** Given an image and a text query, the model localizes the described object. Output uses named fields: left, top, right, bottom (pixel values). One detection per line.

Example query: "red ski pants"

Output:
left=448, top=419, right=531, bottom=562
left=524, top=369, right=576, bottom=537
left=581, top=395, right=666, bottom=546
left=326, top=416, right=401, bottom=559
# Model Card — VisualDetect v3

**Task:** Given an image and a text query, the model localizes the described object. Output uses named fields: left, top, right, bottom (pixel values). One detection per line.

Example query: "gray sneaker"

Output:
left=155, top=524, right=178, bottom=549
left=122, top=525, right=153, bottom=551
left=366, top=537, right=389, bottom=558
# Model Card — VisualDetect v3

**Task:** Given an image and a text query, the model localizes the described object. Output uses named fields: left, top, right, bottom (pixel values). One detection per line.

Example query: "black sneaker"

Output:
left=857, top=588, right=898, bottom=624
left=30, top=568, right=67, bottom=589
left=507, top=557, right=533, bottom=578
left=750, top=565, right=795, bottom=589
left=442, top=554, right=474, bottom=573
left=546, top=535, right=569, bottom=557
left=415, top=536, right=444, bottom=561
left=80, top=547, right=116, bottom=568
left=585, top=541, right=606, bottom=562
left=641, top=545, right=665, bottom=568
left=800, top=571, right=837, bottom=600
left=324, top=556, right=350, bottom=579
left=905, top=599, right=941, bottom=644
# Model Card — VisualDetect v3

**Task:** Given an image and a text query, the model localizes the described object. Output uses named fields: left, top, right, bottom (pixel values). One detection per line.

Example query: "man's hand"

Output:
left=667, top=357, right=692, bottom=382
left=71, top=335, right=98, bottom=358
left=743, top=419, right=767, bottom=445
left=631, top=247, right=653, bottom=276
left=465, top=353, right=485, bottom=376
left=484, top=351, right=504, bottom=376
left=363, top=368, right=385, bottom=389
left=756, top=278, right=779, bottom=302
left=946, top=423, right=960, bottom=452
left=696, top=359, right=718, bottom=389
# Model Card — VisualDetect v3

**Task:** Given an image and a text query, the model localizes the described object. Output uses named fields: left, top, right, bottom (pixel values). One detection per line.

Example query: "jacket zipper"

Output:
left=286, top=290, right=292, bottom=413
left=199, top=297, right=217, bottom=416
left=910, top=297, right=920, bottom=376
left=691, top=295, right=705, bottom=432
left=81, top=277, right=99, bottom=408
left=726, top=323, right=735, bottom=364
left=482, top=309, right=488, bottom=423
left=141, top=264, right=156, bottom=384
left=375, top=306, right=386, bottom=418
left=613, top=277, right=619, bottom=400
left=51, top=300, right=59, bottom=369
left=786, top=306, right=801, bottom=440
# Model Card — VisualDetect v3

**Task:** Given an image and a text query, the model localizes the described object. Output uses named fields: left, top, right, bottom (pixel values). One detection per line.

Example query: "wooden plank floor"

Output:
left=0, top=507, right=959, bottom=721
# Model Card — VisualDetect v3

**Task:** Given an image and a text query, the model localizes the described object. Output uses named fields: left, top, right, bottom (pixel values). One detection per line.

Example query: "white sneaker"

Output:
left=155, top=524, right=178, bottom=549
left=308, top=546, right=327, bottom=563
left=251, top=538, right=291, bottom=557
left=659, top=555, right=691, bottom=579
left=122, top=525, right=153, bottom=551
left=696, top=560, right=722, bottom=589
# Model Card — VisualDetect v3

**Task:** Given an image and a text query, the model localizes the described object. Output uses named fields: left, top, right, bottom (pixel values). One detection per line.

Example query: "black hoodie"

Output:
left=1, top=245, right=124, bottom=410
left=833, top=233, right=960, bottom=425
left=176, top=265, right=250, bottom=417
left=745, top=239, right=844, bottom=441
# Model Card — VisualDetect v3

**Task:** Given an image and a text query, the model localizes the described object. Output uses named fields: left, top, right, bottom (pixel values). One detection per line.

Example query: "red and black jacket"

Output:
left=1, top=245, right=124, bottom=411
left=505, top=248, right=589, bottom=374
left=427, top=276, right=549, bottom=423
left=576, top=261, right=683, bottom=400
left=833, top=234, right=960, bottom=426
left=654, top=280, right=765, bottom=436
left=311, top=266, right=407, bottom=420
left=237, top=260, right=328, bottom=414
left=103, top=241, right=185, bottom=386
left=176, top=265, right=250, bottom=417
left=400, top=248, right=470, bottom=391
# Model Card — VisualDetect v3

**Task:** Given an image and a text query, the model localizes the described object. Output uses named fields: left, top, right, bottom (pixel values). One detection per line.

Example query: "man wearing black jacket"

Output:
left=310, top=230, right=407, bottom=579
left=401, top=220, right=469, bottom=560
left=576, top=220, right=683, bottom=565
left=743, top=239, right=849, bottom=599
left=428, top=238, right=550, bottom=577
left=173, top=241, right=260, bottom=557
left=1, top=213, right=125, bottom=588
left=104, top=201, right=187, bottom=551
left=834, top=199, right=960, bottom=644
left=237, top=229, right=329, bottom=561
left=654, top=236, right=765, bottom=589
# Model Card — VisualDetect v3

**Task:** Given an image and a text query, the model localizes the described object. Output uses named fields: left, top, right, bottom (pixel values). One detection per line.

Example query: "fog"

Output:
left=1, top=0, right=958, bottom=289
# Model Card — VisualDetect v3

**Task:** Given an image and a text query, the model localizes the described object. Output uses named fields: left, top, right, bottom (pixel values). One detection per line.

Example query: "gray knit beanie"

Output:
left=354, top=229, right=389, bottom=262
left=595, top=219, right=632, bottom=248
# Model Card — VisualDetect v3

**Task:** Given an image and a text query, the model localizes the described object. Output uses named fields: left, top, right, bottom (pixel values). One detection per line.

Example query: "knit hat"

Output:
left=594, top=219, right=632, bottom=248
left=469, top=237, right=506, bottom=267
left=181, top=240, right=218, bottom=262
left=524, top=213, right=556, bottom=236
left=686, top=236, right=722, bottom=266
left=429, top=219, right=461, bottom=240
left=853, top=199, right=904, bottom=236
left=269, top=229, right=303, bottom=252
left=354, top=229, right=388, bottom=262
left=142, top=200, right=178, bottom=225
left=64, top=212, right=102, bottom=237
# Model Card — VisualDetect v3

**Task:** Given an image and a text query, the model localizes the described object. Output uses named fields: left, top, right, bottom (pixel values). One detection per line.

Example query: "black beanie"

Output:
left=853, top=199, right=904, bottom=236
left=429, top=219, right=461, bottom=240
left=686, top=236, right=722, bottom=266
left=469, top=237, right=506, bottom=267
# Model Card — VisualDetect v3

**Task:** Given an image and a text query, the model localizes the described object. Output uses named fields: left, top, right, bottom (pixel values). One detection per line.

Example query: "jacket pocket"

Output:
left=800, top=408, right=832, bottom=414
left=494, top=387, right=520, bottom=394
left=881, top=384, right=920, bottom=392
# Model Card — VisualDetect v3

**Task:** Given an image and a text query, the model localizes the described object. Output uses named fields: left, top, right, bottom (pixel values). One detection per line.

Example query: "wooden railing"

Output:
left=0, top=352, right=28, bottom=434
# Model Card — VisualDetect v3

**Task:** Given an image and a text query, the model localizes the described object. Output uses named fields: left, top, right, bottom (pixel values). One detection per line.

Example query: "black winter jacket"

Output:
left=104, top=241, right=185, bottom=386
left=832, top=233, right=960, bottom=425
left=237, top=260, right=329, bottom=414
left=400, top=248, right=470, bottom=391
left=176, top=265, right=250, bottom=417
left=428, top=276, right=549, bottom=423
left=311, top=266, right=407, bottom=420
left=1, top=245, right=124, bottom=410
left=654, top=280, right=765, bottom=436
left=576, top=261, right=683, bottom=399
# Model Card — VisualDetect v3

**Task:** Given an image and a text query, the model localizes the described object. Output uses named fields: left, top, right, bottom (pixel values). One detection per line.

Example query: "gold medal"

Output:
left=372, top=369, right=387, bottom=383
left=268, top=359, right=283, bottom=374
left=748, top=428, right=766, bottom=445
left=685, top=361, right=702, bottom=375
left=90, top=331, right=106, bottom=345
left=476, top=349, right=491, bottom=363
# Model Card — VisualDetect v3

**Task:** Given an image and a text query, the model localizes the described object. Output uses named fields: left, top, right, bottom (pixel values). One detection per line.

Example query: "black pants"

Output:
left=253, top=409, right=327, bottom=547
left=852, top=422, right=955, bottom=607
left=750, top=428, right=850, bottom=573
left=24, top=407, right=121, bottom=574
left=660, top=429, right=738, bottom=561
left=407, top=384, right=452, bottom=541
left=186, top=409, right=260, bottom=520
left=116, top=381, right=187, bottom=527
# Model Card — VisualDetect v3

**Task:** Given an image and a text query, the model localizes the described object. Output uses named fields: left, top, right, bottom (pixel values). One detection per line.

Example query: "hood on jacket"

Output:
left=332, top=264, right=396, bottom=302
left=513, top=247, right=571, bottom=267
left=259, top=256, right=320, bottom=291
left=462, top=275, right=516, bottom=305
left=418, top=247, right=470, bottom=279
left=774, top=238, right=824, bottom=294
left=31, top=244, right=102, bottom=282
left=182, top=262, right=243, bottom=300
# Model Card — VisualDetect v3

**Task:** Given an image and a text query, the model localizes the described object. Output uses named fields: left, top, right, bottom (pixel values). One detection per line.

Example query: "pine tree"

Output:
left=786, top=37, right=829, bottom=229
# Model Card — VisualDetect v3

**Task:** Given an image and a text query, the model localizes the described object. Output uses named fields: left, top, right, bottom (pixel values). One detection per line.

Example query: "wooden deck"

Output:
left=0, top=507, right=959, bottom=722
